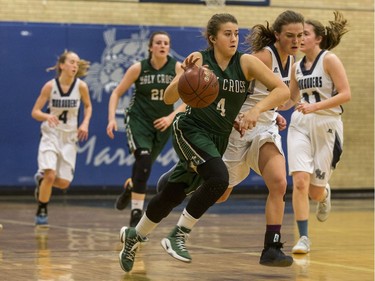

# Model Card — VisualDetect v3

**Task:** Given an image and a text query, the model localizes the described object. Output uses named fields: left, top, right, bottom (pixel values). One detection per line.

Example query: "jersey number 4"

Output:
left=58, top=110, right=68, bottom=124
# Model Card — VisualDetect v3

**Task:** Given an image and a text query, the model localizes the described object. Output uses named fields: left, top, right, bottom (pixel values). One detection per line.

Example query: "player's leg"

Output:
left=119, top=168, right=188, bottom=271
left=287, top=116, right=313, bottom=254
left=310, top=116, right=342, bottom=222
left=156, top=164, right=176, bottom=193
left=258, top=142, right=292, bottom=266
left=291, top=171, right=311, bottom=253
left=128, top=148, right=152, bottom=226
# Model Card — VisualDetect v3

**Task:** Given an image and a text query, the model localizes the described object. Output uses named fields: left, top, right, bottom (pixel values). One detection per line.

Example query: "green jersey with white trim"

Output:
left=184, top=49, right=249, bottom=136
left=127, top=56, right=177, bottom=122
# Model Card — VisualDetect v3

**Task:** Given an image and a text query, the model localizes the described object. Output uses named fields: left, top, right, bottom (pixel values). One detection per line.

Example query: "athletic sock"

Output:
left=131, top=199, right=144, bottom=211
left=135, top=213, right=158, bottom=238
left=177, top=208, right=198, bottom=230
left=37, top=202, right=48, bottom=216
left=296, top=220, right=308, bottom=237
left=264, top=224, right=281, bottom=247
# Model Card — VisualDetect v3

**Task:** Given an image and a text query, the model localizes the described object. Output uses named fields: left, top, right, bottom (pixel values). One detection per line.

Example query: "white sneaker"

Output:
left=292, top=236, right=311, bottom=254
left=316, top=183, right=331, bottom=222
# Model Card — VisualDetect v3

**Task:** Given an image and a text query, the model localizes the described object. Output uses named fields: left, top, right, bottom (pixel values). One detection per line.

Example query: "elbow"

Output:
left=345, top=93, right=352, bottom=103
left=281, top=88, right=291, bottom=105
left=164, top=96, right=175, bottom=105
left=341, top=91, right=351, bottom=104
left=164, top=94, right=179, bottom=105
left=31, top=110, right=37, bottom=120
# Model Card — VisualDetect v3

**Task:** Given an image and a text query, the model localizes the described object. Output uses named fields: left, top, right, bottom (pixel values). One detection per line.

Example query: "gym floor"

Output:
left=0, top=193, right=373, bottom=280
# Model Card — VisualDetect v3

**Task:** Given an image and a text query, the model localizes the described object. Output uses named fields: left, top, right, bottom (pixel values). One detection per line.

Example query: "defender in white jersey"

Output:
left=279, top=11, right=351, bottom=254
left=220, top=10, right=304, bottom=267
left=31, top=51, right=92, bottom=227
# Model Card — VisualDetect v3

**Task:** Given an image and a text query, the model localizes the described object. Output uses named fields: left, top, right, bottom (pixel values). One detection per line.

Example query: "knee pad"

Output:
left=186, top=177, right=229, bottom=219
left=146, top=182, right=187, bottom=223
left=132, top=149, right=152, bottom=193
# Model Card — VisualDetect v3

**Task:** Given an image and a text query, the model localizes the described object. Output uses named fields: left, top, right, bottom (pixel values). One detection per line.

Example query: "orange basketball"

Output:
left=178, top=66, right=219, bottom=108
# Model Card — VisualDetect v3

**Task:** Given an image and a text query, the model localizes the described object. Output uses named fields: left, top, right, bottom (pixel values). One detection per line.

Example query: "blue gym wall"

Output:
left=0, top=22, right=293, bottom=190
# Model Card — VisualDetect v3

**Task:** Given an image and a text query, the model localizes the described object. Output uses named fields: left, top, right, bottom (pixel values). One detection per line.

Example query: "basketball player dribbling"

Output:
left=117, top=13, right=290, bottom=272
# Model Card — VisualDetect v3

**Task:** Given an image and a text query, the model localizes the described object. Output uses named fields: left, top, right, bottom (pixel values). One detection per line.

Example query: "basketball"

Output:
left=178, top=65, right=219, bottom=108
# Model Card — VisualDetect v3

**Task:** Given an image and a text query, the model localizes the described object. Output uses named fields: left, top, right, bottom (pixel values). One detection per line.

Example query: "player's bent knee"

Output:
left=216, top=187, right=232, bottom=203
left=56, top=179, right=71, bottom=189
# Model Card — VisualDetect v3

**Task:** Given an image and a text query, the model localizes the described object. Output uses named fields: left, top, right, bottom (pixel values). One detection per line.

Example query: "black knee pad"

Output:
left=146, top=182, right=187, bottom=223
left=132, top=149, right=152, bottom=193
left=186, top=177, right=229, bottom=219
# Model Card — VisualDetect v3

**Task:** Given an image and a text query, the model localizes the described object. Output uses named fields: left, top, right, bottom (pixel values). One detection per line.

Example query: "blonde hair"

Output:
left=46, top=50, right=90, bottom=78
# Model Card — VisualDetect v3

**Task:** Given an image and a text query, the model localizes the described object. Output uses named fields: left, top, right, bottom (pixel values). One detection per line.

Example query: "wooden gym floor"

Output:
left=0, top=193, right=373, bottom=281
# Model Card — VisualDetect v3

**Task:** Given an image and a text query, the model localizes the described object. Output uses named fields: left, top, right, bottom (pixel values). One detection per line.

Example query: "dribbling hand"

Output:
left=181, top=56, right=200, bottom=71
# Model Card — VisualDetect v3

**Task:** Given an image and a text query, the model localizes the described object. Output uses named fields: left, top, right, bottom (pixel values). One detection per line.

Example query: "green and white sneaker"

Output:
left=120, top=226, right=148, bottom=243
left=119, top=227, right=142, bottom=272
left=161, top=225, right=191, bottom=263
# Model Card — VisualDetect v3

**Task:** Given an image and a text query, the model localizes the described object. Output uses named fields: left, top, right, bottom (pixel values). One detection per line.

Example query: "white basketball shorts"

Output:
left=223, top=121, right=284, bottom=187
left=37, top=123, right=78, bottom=182
left=287, top=111, right=343, bottom=187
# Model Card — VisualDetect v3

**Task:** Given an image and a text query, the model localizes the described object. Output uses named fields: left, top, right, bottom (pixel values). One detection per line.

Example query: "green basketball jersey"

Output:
left=184, top=50, right=249, bottom=136
left=127, top=56, right=177, bottom=122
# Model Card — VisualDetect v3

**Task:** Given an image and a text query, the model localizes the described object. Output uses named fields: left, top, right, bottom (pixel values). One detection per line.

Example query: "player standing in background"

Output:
left=107, top=31, right=186, bottom=227
left=31, top=50, right=92, bottom=227
left=118, top=13, right=290, bottom=272
left=218, top=10, right=304, bottom=267
left=279, top=11, right=350, bottom=254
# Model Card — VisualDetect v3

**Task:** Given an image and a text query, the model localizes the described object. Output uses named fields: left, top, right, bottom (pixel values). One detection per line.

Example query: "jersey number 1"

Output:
left=302, top=91, right=321, bottom=103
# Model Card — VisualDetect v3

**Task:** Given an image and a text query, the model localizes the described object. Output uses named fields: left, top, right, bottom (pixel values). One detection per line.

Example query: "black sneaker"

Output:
left=259, top=242, right=293, bottom=267
left=130, top=209, right=143, bottom=227
left=115, top=178, right=133, bottom=210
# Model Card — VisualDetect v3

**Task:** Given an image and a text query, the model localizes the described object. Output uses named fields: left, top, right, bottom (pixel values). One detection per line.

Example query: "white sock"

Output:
left=177, top=208, right=199, bottom=230
left=135, top=213, right=158, bottom=238
left=131, top=199, right=144, bottom=210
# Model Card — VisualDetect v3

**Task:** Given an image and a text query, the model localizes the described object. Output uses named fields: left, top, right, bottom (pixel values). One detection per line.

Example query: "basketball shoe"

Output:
left=119, top=226, right=143, bottom=272
left=316, top=183, right=331, bottom=222
left=260, top=242, right=293, bottom=267
left=161, top=225, right=191, bottom=263
left=292, top=236, right=311, bottom=254
left=115, top=178, right=133, bottom=210
left=35, top=208, right=48, bottom=227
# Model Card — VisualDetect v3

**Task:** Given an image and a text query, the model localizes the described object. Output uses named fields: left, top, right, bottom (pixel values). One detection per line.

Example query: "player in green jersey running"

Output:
left=107, top=31, right=186, bottom=227
left=118, top=13, right=290, bottom=272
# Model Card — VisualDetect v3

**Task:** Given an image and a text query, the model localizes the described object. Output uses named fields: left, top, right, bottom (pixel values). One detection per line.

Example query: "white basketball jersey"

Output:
left=295, top=50, right=343, bottom=115
left=241, top=45, right=293, bottom=123
left=46, top=78, right=81, bottom=132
